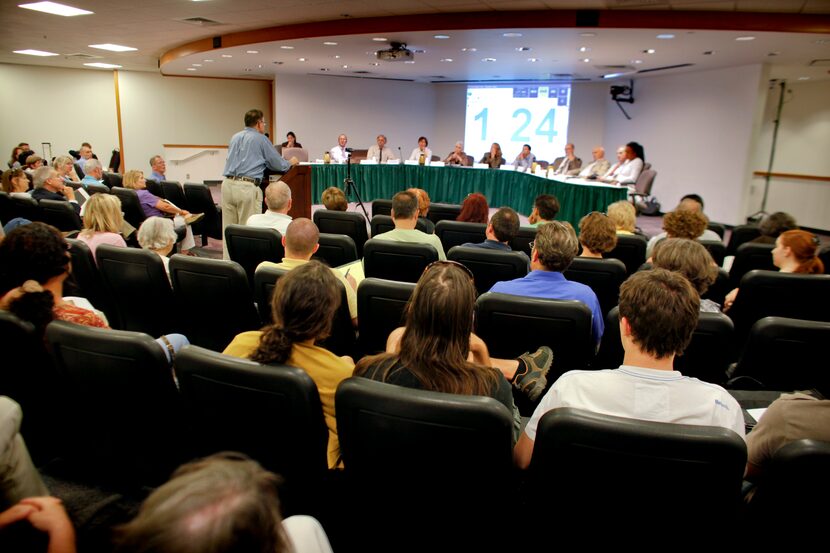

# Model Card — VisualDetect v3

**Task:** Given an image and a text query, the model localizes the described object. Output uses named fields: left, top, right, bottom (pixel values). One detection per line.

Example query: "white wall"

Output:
left=568, top=82, right=607, bottom=159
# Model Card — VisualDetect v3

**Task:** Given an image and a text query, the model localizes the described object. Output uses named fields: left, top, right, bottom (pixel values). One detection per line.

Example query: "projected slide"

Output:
left=464, top=84, right=571, bottom=164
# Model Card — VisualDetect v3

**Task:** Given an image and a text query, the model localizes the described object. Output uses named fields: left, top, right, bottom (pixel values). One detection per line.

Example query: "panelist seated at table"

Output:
left=550, top=143, right=582, bottom=176
left=601, top=145, right=627, bottom=181
left=512, top=144, right=536, bottom=171
left=366, top=134, right=398, bottom=163
left=601, top=142, right=644, bottom=185
left=576, top=146, right=612, bottom=179
left=408, top=136, right=432, bottom=163
left=372, top=190, right=446, bottom=260
left=480, top=142, right=506, bottom=168
left=280, top=131, right=302, bottom=149
left=444, top=141, right=470, bottom=166
left=329, top=134, right=350, bottom=164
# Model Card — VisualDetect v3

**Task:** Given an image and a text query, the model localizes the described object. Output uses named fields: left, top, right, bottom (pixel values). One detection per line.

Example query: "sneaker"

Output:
left=514, top=346, right=553, bottom=401
left=184, top=213, right=205, bottom=225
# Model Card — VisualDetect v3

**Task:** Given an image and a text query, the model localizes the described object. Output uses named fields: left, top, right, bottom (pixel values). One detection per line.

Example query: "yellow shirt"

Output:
left=223, top=331, right=354, bottom=468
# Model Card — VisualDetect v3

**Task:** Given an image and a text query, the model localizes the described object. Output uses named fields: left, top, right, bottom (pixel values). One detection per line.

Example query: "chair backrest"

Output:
left=312, top=209, right=369, bottom=257
left=447, top=246, right=529, bottom=296
left=183, top=182, right=222, bottom=240
left=726, top=224, right=761, bottom=256
left=731, top=317, right=830, bottom=391
left=362, top=239, right=439, bottom=283
left=313, top=233, right=358, bottom=268
left=38, top=199, right=82, bottom=231
left=9, top=194, right=40, bottom=222
left=729, top=242, right=775, bottom=287
left=370, top=214, right=430, bottom=236
left=65, top=238, right=119, bottom=326
left=45, top=320, right=183, bottom=483
left=707, top=222, right=726, bottom=240
left=604, top=233, right=647, bottom=275
left=144, top=178, right=163, bottom=197
left=281, top=147, right=309, bottom=162
left=169, top=255, right=260, bottom=352
left=86, top=183, right=110, bottom=195
left=819, top=245, right=830, bottom=275
left=224, top=224, right=284, bottom=287
left=702, top=267, right=730, bottom=308
left=699, top=239, right=726, bottom=267
left=74, top=161, right=85, bottom=179
left=0, top=191, right=13, bottom=224
left=96, top=244, right=179, bottom=336
left=528, top=407, right=746, bottom=529
left=160, top=180, right=188, bottom=211
left=510, top=226, right=537, bottom=257
left=371, top=198, right=392, bottom=218
left=111, top=186, right=147, bottom=228
left=102, top=171, right=122, bottom=189
left=434, top=220, right=487, bottom=252
left=356, top=278, right=416, bottom=355
left=633, top=168, right=657, bottom=196
left=563, top=257, right=627, bottom=318
left=426, top=202, right=462, bottom=224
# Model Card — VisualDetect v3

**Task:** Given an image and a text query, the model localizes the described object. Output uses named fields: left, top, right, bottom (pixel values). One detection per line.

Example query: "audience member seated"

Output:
left=407, top=187, right=434, bottom=234
left=224, top=262, right=354, bottom=469
left=1, top=169, right=30, bottom=197
left=80, top=159, right=105, bottom=189
left=77, top=193, right=127, bottom=262
left=578, top=211, right=617, bottom=258
left=0, top=496, right=76, bottom=553
left=123, top=170, right=198, bottom=254
left=461, top=207, right=526, bottom=259
left=479, top=142, right=505, bottom=168
left=30, top=167, right=80, bottom=215
left=489, top=221, right=604, bottom=345
left=8, top=145, right=26, bottom=169
left=444, top=141, right=469, bottom=166
left=257, top=218, right=357, bottom=325
left=600, top=141, right=644, bottom=185
left=724, top=229, right=824, bottom=311
left=576, top=146, right=611, bottom=178
left=527, top=194, right=559, bottom=227
left=52, top=155, right=80, bottom=184
left=456, top=192, right=489, bottom=224
left=372, top=190, right=446, bottom=260
left=149, top=155, right=167, bottom=182
left=652, top=238, right=720, bottom=312
left=607, top=200, right=637, bottom=235
left=320, top=186, right=347, bottom=211
left=0, top=222, right=188, bottom=363
left=751, top=211, right=798, bottom=245
left=646, top=206, right=711, bottom=258
left=137, top=217, right=177, bottom=281
left=113, top=453, right=333, bottom=553
left=513, top=268, right=746, bottom=469
left=247, top=180, right=292, bottom=234
left=23, top=154, right=43, bottom=175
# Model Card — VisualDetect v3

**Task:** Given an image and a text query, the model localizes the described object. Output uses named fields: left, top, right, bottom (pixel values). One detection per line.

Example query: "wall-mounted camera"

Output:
left=610, top=80, right=635, bottom=119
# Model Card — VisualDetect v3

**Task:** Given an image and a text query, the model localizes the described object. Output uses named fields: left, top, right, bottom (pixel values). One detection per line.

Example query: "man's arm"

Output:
left=260, top=136, right=291, bottom=173
left=513, top=431, right=534, bottom=469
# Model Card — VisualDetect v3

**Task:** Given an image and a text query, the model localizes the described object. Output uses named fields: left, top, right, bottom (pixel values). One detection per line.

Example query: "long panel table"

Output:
left=309, top=163, right=627, bottom=226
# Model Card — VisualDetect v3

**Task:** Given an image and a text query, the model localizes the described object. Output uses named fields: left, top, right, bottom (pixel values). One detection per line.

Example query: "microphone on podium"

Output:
left=398, top=146, right=402, bottom=161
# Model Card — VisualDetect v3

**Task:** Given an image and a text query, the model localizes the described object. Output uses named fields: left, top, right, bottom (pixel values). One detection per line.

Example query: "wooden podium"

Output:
left=280, top=166, right=312, bottom=219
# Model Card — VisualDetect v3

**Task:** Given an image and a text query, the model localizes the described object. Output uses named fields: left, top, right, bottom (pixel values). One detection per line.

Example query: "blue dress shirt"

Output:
left=223, top=127, right=291, bottom=180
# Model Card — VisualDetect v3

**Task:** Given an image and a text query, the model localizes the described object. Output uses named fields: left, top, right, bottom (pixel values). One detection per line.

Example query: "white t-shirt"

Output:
left=246, top=211, right=292, bottom=235
left=408, top=147, right=432, bottom=162
left=524, top=365, right=746, bottom=441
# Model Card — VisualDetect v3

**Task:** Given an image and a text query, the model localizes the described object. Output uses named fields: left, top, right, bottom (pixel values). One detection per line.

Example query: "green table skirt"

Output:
left=310, top=164, right=627, bottom=226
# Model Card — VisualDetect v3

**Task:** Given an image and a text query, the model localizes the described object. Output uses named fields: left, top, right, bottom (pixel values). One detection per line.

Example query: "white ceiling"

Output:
left=2, top=0, right=830, bottom=82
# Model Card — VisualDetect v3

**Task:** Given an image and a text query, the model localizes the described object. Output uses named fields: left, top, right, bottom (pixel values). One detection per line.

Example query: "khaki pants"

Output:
left=221, top=178, right=262, bottom=259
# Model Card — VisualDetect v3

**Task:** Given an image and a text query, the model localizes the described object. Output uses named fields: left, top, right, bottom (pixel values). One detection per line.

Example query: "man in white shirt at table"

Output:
left=246, top=180, right=292, bottom=234
left=601, top=145, right=628, bottom=182
left=575, top=146, right=611, bottom=179
left=329, top=134, right=349, bottom=164
left=366, top=134, right=397, bottom=163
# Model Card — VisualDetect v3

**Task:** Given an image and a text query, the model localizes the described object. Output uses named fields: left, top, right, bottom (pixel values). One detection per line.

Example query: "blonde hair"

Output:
left=52, top=155, right=75, bottom=171
left=321, top=186, right=348, bottom=211
left=122, top=169, right=144, bottom=189
left=82, top=193, right=124, bottom=235
left=607, top=200, right=636, bottom=232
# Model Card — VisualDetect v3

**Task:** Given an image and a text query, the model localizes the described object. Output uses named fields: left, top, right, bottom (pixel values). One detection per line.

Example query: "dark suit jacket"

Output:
left=31, top=188, right=81, bottom=214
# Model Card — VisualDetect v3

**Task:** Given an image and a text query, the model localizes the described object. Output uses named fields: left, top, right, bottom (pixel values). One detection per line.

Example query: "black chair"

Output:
left=74, top=162, right=85, bottom=179
left=362, top=239, right=439, bottom=283
left=726, top=224, right=761, bottom=256
left=604, top=233, right=647, bottom=275
left=183, top=182, right=222, bottom=246
left=702, top=267, right=730, bottom=308
left=526, top=407, right=746, bottom=538
left=629, top=168, right=657, bottom=211
left=336, top=376, right=514, bottom=551
left=563, top=257, right=627, bottom=318
left=86, top=183, right=110, bottom=195
left=370, top=214, right=430, bottom=236
left=434, top=220, right=487, bottom=252
left=45, top=321, right=184, bottom=485
left=111, top=186, right=146, bottom=229
left=371, top=198, right=392, bottom=218
left=707, top=222, right=726, bottom=240
left=313, top=233, right=358, bottom=268
left=65, top=238, right=119, bottom=326
left=102, top=171, right=122, bottom=189
left=356, top=278, right=416, bottom=355
left=312, top=209, right=369, bottom=257
left=510, top=226, right=537, bottom=257
left=161, top=180, right=188, bottom=211
left=96, top=244, right=179, bottom=336
left=729, top=242, right=775, bottom=287
left=0, top=191, right=13, bottom=225
left=426, top=202, right=462, bottom=224
left=175, top=346, right=328, bottom=515
left=169, top=256, right=260, bottom=352
left=447, top=246, right=529, bottom=296
left=38, top=199, right=82, bottom=232
left=9, top=194, right=40, bottom=222
left=144, top=178, right=163, bottom=198
left=224, top=224, right=284, bottom=288
left=728, top=317, right=830, bottom=391
left=819, top=245, right=830, bottom=275
left=699, top=239, right=726, bottom=267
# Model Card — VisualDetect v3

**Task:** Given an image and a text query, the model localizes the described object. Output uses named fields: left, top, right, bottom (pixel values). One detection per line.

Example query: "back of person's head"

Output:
left=779, top=230, right=824, bottom=274
left=456, top=193, right=489, bottom=224
left=679, top=194, right=704, bottom=211
left=283, top=218, right=319, bottom=257
left=17, top=150, right=35, bottom=166
left=618, top=268, right=699, bottom=359
left=1, top=168, right=24, bottom=193
left=606, top=200, right=636, bottom=233
left=651, top=238, right=718, bottom=296
left=578, top=211, right=617, bottom=254
left=250, top=260, right=340, bottom=365
left=137, top=217, right=177, bottom=251
left=662, top=208, right=708, bottom=239
left=82, top=193, right=123, bottom=235
left=244, top=109, right=264, bottom=127
left=391, top=190, right=418, bottom=220
left=627, top=141, right=645, bottom=161
left=122, top=170, right=143, bottom=189
left=114, top=453, right=289, bottom=553
left=406, top=188, right=430, bottom=217
left=321, top=186, right=347, bottom=211
left=32, top=166, right=56, bottom=189
left=759, top=211, right=798, bottom=238
left=489, top=207, right=519, bottom=242
left=264, top=180, right=291, bottom=211
left=534, top=220, right=578, bottom=272
left=84, top=158, right=102, bottom=174
left=534, top=194, right=560, bottom=221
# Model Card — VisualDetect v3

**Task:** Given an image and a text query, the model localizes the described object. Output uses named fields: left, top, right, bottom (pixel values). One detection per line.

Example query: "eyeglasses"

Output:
left=423, top=260, right=474, bottom=281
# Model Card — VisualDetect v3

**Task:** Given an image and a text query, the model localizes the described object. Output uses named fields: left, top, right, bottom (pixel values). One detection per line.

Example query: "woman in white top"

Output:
left=602, top=142, right=644, bottom=185
left=137, top=216, right=177, bottom=281
left=408, top=136, right=432, bottom=163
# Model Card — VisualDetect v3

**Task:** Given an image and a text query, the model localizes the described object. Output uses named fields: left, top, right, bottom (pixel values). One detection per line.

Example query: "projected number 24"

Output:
left=474, top=108, right=558, bottom=142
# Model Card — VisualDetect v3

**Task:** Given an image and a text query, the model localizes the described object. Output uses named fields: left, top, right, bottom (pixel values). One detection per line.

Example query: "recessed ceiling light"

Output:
left=516, top=47, right=531, bottom=52
left=323, top=41, right=338, bottom=46
left=404, top=60, right=415, bottom=64
left=643, top=49, right=656, bottom=54
left=246, top=50, right=258, bottom=54
left=186, top=67, right=197, bottom=71
left=192, top=63, right=202, bottom=67
left=370, top=62, right=379, bottom=66
left=580, top=32, right=596, bottom=37
left=502, top=32, right=522, bottom=38
left=581, top=58, right=591, bottom=63
left=372, top=37, right=387, bottom=42
left=257, top=64, right=263, bottom=68
left=798, top=76, right=811, bottom=80
left=13, top=49, right=58, bottom=56
left=527, top=58, right=538, bottom=62
left=482, top=57, right=497, bottom=62
left=735, top=36, right=755, bottom=41
left=204, top=59, right=214, bottom=62
left=333, top=55, right=341, bottom=59
left=89, top=43, right=137, bottom=52
left=280, top=46, right=294, bottom=50
left=19, top=2, right=92, bottom=16
left=297, top=57, right=306, bottom=62
left=342, top=65, right=348, bottom=69
left=461, top=48, right=477, bottom=52
left=434, top=34, right=450, bottom=39
left=440, top=58, right=453, bottom=62
left=631, top=59, right=643, bottom=64
left=656, top=34, right=675, bottom=39
left=84, top=62, right=122, bottom=69
left=578, top=47, right=591, bottom=52
left=221, top=54, right=232, bottom=58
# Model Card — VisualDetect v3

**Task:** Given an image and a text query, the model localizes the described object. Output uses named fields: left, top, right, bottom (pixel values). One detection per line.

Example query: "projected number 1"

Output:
left=475, top=108, right=488, bottom=141
left=476, top=107, right=558, bottom=144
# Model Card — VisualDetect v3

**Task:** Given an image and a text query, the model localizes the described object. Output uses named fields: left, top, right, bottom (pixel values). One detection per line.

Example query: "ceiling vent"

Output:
left=64, top=53, right=100, bottom=59
left=178, top=17, right=223, bottom=27
left=808, top=59, right=830, bottom=66
left=637, top=63, right=694, bottom=74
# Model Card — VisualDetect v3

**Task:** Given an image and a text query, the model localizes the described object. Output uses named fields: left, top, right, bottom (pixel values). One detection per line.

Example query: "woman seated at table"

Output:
left=456, top=193, right=489, bottom=224
left=52, top=155, right=80, bottom=184
left=137, top=216, right=177, bottom=281
left=652, top=238, right=720, bottom=312
left=77, top=193, right=127, bottom=261
left=321, top=186, right=348, bottom=211
left=578, top=211, right=617, bottom=259
left=408, top=136, right=432, bottom=163
left=479, top=143, right=505, bottom=168
left=444, top=141, right=469, bottom=166
left=280, top=131, right=302, bottom=149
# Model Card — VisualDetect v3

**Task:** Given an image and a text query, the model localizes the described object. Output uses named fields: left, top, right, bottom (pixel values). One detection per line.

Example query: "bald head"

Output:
left=592, top=146, right=605, bottom=161
left=265, top=180, right=292, bottom=213
left=283, top=218, right=319, bottom=259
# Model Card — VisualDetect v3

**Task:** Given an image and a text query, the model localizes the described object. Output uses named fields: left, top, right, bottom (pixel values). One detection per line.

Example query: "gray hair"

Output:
left=84, top=158, right=102, bottom=173
left=149, top=155, right=163, bottom=168
left=265, top=180, right=291, bottom=211
left=33, top=166, right=57, bottom=189
left=138, top=216, right=177, bottom=251
left=52, top=155, right=75, bottom=169
left=455, top=141, right=464, bottom=148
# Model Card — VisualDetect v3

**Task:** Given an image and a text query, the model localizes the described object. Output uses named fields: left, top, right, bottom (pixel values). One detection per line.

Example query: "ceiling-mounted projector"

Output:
left=376, top=42, right=414, bottom=62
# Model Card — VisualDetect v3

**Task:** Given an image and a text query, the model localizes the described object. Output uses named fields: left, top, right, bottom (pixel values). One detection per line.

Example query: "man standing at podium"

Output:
left=221, top=109, right=296, bottom=259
